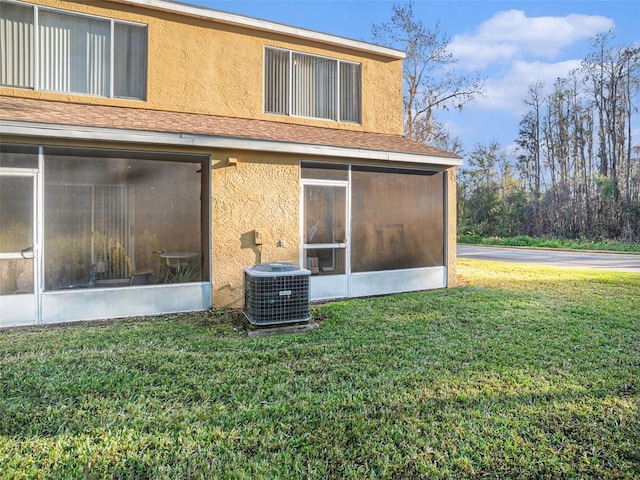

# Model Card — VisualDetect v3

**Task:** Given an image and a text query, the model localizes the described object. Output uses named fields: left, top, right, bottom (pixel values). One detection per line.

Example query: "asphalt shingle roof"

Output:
left=1, top=96, right=459, bottom=160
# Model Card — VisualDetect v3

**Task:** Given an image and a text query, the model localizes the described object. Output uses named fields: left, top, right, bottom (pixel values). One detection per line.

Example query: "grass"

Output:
left=458, top=233, right=640, bottom=253
left=1, top=260, right=639, bottom=479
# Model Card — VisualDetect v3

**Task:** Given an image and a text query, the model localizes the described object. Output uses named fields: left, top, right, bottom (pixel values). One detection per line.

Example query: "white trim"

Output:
left=109, top=19, right=115, bottom=98
left=309, top=274, right=348, bottom=301
left=443, top=169, right=449, bottom=287
left=0, top=167, right=38, bottom=175
left=303, top=243, right=347, bottom=249
left=0, top=120, right=463, bottom=167
left=34, top=3, right=39, bottom=91
left=350, top=267, right=447, bottom=298
left=0, top=168, right=39, bottom=325
left=35, top=150, right=43, bottom=324
left=41, top=282, right=212, bottom=324
left=0, top=294, right=36, bottom=326
left=300, top=178, right=349, bottom=187
left=35, top=147, right=45, bottom=323
left=108, top=0, right=405, bottom=59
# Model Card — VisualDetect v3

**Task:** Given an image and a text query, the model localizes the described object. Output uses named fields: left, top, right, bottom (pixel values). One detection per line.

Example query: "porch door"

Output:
left=302, top=181, right=349, bottom=300
left=0, top=171, right=38, bottom=326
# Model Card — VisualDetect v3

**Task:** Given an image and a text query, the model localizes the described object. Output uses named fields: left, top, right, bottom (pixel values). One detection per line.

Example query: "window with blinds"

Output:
left=264, top=47, right=361, bottom=123
left=0, top=0, right=147, bottom=100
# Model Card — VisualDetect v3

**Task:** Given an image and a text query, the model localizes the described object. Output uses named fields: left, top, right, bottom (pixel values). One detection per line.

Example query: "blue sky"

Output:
left=188, top=0, right=638, bottom=158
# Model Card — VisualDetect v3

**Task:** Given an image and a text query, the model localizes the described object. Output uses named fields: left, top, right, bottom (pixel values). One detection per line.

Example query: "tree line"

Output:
left=373, top=2, right=639, bottom=242
left=459, top=31, right=640, bottom=241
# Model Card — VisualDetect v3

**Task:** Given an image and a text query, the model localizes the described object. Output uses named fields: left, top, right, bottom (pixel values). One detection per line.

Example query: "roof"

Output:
left=109, top=0, right=405, bottom=59
left=0, top=96, right=461, bottom=166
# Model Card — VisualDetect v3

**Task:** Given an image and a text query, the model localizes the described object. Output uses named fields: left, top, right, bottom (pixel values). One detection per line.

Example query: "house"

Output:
left=0, top=0, right=462, bottom=327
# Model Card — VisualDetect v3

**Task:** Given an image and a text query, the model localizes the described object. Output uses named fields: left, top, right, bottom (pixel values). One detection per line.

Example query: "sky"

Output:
left=187, top=0, right=639, bottom=160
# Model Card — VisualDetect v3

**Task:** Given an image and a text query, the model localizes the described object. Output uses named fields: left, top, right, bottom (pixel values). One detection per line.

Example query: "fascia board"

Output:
left=110, top=0, right=405, bottom=59
left=0, top=120, right=463, bottom=167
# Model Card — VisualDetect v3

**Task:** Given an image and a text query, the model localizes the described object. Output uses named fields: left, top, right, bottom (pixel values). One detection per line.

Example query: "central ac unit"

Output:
left=243, top=262, right=311, bottom=326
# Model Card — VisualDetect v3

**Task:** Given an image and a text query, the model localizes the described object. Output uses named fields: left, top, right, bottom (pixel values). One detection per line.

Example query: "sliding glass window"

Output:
left=0, top=0, right=147, bottom=99
left=265, top=47, right=361, bottom=123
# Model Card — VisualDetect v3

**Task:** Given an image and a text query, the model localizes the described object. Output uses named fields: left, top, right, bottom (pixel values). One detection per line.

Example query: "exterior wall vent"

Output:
left=243, top=262, right=311, bottom=326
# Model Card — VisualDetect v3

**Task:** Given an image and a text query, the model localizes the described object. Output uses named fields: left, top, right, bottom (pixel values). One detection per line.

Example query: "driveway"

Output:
left=457, top=245, right=640, bottom=273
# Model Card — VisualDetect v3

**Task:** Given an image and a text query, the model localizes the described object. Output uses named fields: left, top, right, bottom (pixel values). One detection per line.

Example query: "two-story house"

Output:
left=0, top=0, right=461, bottom=327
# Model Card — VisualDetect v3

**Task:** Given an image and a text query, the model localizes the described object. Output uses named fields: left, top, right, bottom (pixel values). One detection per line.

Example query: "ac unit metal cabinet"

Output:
left=243, top=262, right=311, bottom=326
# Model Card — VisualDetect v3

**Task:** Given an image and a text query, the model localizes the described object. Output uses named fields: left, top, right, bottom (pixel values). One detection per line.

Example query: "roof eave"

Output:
left=109, top=0, right=406, bottom=59
left=0, top=120, right=462, bottom=167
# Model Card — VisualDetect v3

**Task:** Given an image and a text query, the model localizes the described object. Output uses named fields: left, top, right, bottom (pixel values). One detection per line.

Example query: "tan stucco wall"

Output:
left=2, top=0, right=404, bottom=135
left=210, top=157, right=459, bottom=309
left=447, top=166, right=458, bottom=287
left=210, top=153, right=301, bottom=309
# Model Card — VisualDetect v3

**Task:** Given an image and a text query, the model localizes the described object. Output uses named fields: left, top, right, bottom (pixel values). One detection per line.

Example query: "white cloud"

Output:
left=477, top=59, right=582, bottom=115
left=449, top=10, right=614, bottom=70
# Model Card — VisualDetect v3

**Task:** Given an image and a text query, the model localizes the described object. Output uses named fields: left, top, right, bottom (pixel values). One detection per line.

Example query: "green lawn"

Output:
left=1, top=260, right=639, bottom=479
left=458, top=233, right=640, bottom=253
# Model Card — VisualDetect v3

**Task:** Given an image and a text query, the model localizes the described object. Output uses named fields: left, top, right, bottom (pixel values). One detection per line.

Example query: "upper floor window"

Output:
left=264, top=47, right=361, bottom=123
left=0, top=0, right=147, bottom=100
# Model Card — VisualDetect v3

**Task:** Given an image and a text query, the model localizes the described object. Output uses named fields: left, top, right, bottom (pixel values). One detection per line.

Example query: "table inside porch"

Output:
left=158, top=251, right=198, bottom=277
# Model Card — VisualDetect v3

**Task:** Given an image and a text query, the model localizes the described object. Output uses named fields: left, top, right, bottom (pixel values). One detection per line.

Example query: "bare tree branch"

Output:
left=372, top=0, right=485, bottom=145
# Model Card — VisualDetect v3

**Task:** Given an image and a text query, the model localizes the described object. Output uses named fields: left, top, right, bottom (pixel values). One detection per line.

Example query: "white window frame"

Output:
left=0, top=0, right=147, bottom=100
left=264, top=46, right=361, bottom=124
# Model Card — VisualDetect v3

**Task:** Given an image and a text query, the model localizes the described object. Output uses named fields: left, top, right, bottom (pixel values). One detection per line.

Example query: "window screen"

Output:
left=43, top=148, right=207, bottom=290
left=351, top=166, right=445, bottom=272
left=0, top=1, right=34, bottom=88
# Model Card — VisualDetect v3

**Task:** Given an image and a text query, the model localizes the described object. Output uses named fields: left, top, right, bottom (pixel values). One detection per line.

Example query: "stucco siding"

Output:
left=2, top=0, right=404, bottom=136
left=447, top=166, right=457, bottom=287
left=210, top=154, right=300, bottom=309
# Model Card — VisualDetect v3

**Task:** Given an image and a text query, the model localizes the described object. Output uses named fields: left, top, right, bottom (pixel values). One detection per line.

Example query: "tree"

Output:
left=372, top=1, right=485, bottom=146
left=458, top=141, right=526, bottom=237
left=583, top=32, right=640, bottom=200
left=457, top=28, right=640, bottom=241
left=428, top=119, right=465, bottom=156
left=516, top=81, right=544, bottom=195
left=582, top=31, right=640, bottom=235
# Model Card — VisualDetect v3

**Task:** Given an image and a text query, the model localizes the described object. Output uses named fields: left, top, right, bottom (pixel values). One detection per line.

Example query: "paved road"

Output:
left=457, top=245, right=640, bottom=273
